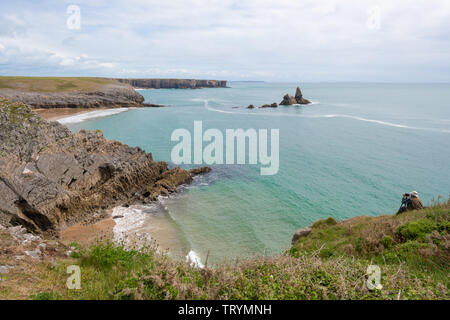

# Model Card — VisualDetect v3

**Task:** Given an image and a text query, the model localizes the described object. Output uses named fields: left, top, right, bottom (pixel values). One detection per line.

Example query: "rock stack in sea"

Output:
left=280, top=87, right=311, bottom=105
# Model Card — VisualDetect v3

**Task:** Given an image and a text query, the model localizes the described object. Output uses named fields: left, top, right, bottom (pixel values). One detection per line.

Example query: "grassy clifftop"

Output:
left=0, top=76, right=116, bottom=92
left=1, top=201, right=448, bottom=300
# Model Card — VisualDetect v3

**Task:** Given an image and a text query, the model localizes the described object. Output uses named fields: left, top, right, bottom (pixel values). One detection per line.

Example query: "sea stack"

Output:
left=280, top=86, right=311, bottom=105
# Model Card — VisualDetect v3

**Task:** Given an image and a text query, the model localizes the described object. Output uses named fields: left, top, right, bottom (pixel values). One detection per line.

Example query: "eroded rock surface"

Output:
left=291, top=226, right=312, bottom=245
left=0, top=99, right=209, bottom=236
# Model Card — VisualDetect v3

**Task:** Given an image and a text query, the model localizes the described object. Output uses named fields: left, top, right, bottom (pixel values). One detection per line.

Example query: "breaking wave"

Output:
left=58, top=108, right=129, bottom=124
left=202, top=100, right=450, bottom=134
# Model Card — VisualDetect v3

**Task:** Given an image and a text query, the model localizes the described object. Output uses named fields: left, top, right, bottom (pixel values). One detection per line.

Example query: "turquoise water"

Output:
left=67, top=82, right=450, bottom=265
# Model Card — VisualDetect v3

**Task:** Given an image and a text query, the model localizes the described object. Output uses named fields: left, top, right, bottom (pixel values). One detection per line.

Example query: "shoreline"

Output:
left=60, top=202, right=194, bottom=265
left=34, top=107, right=111, bottom=121
left=34, top=107, right=131, bottom=124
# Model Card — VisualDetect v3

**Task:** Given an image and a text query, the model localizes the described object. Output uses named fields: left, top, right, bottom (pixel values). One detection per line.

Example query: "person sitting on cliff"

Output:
left=397, top=191, right=424, bottom=214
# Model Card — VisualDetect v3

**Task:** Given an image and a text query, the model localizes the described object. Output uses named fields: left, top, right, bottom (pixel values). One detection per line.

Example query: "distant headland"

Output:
left=116, top=78, right=227, bottom=89
left=0, top=76, right=227, bottom=110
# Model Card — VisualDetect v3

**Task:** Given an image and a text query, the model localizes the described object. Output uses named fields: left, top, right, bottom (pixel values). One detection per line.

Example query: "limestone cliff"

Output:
left=0, top=99, right=208, bottom=236
left=116, top=78, right=227, bottom=89
left=0, top=81, right=146, bottom=109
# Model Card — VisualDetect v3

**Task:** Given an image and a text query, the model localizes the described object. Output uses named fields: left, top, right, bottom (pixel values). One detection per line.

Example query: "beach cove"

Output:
left=64, top=82, right=450, bottom=266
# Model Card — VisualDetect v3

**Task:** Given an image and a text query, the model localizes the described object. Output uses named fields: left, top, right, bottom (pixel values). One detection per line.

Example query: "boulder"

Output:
left=260, top=103, right=278, bottom=108
left=291, top=226, right=312, bottom=245
left=189, top=167, right=212, bottom=175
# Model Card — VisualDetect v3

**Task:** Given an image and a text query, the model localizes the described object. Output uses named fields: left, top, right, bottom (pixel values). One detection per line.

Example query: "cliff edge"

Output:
left=0, top=77, right=146, bottom=109
left=0, top=98, right=208, bottom=236
left=116, top=78, right=227, bottom=89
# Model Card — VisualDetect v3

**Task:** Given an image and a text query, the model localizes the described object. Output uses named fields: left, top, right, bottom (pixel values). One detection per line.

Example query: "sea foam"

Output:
left=186, top=250, right=204, bottom=268
left=112, top=206, right=148, bottom=245
left=57, top=108, right=129, bottom=124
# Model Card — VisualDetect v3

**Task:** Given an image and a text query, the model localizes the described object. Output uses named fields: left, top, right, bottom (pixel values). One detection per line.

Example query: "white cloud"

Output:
left=0, top=0, right=449, bottom=81
left=98, top=62, right=115, bottom=68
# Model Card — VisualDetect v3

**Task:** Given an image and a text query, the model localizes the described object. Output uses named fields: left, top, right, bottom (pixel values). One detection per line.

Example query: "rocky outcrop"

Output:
left=0, top=99, right=210, bottom=236
left=280, top=94, right=297, bottom=105
left=291, top=227, right=312, bottom=245
left=294, top=87, right=311, bottom=104
left=117, top=79, right=227, bottom=89
left=280, top=87, right=311, bottom=105
left=0, top=82, right=147, bottom=109
left=189, top=167, right=212, bottom=175
left=260, top=103, right=278, bottom=108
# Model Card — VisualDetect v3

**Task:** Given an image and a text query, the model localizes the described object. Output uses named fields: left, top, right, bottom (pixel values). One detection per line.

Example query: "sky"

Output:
left=0, top=0, right=450, bottom=82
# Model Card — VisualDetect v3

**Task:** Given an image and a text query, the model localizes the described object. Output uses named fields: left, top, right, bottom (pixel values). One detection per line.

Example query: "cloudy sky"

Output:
left=0, top=0, right=449, bottom=82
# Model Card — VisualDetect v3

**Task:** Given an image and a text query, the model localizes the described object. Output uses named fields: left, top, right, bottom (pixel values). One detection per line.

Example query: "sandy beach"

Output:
left=59, top=214, right=115, bottom=246
left=33, top=107, right=111, bottom=121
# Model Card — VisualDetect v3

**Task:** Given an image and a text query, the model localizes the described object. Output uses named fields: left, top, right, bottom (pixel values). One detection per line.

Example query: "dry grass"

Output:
left=0, top=76, right=116, bottom=92
left=0, top=229, right=71, bottom=300
left=1, top=200, right=448, bottom=300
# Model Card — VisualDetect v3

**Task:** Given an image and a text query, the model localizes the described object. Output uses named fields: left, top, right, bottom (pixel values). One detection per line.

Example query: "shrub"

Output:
left=80, top=241, right=145, bottom=270
left=319, top=247, right=334, bottom=258
left=437, top=221, right=450, bottom=234
left=396, top=219, right=435, bottom=241
left=312, top=217, right=337, bottom=229
left=381, top=235, right=393, bottom=248
left=355, top=237, right=364, bottom=254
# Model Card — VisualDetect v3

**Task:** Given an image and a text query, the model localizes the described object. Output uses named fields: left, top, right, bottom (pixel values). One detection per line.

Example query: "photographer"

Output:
left=397, top=191, right=424, bottom=214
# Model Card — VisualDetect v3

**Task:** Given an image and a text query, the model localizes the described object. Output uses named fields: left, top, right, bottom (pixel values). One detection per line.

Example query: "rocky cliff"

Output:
left=116, top=78, right=227, bottom=89
left=0, top=98, right=208, bottom=236
left=0, top=81, right=146, bottom=109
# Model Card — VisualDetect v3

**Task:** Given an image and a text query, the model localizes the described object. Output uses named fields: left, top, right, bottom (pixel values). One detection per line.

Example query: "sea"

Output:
left=64, top=82, right=450, bottom=266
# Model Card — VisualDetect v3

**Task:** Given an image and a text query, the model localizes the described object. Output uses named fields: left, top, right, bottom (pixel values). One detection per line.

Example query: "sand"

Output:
left=59, top=215, right=115, bottom=246
left=33, top=107, right=110, bottom=121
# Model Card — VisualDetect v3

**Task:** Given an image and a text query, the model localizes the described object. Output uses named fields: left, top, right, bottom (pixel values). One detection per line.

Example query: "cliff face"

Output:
left=0, top=82, right=145, bottom=109
left=116, top=78, right=227, bottom=89
left=0, top=99, right=205, bottom=236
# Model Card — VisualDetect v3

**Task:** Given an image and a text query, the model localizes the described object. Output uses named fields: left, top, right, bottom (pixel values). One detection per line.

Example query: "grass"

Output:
left=290, top=199, right=450, bottom=288
left=1, top=201, right=448, bottom=300
left=0, top=76, right=116, bottom=92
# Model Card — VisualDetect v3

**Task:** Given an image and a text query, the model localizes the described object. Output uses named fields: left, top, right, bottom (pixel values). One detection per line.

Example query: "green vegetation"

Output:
left=29, top=292, right=62, bottom=300
left=291, top=199, right=449, bottom=295
left=3, top=201, right=448, bottom=300
left=0, top=76, right=115, bottom=92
